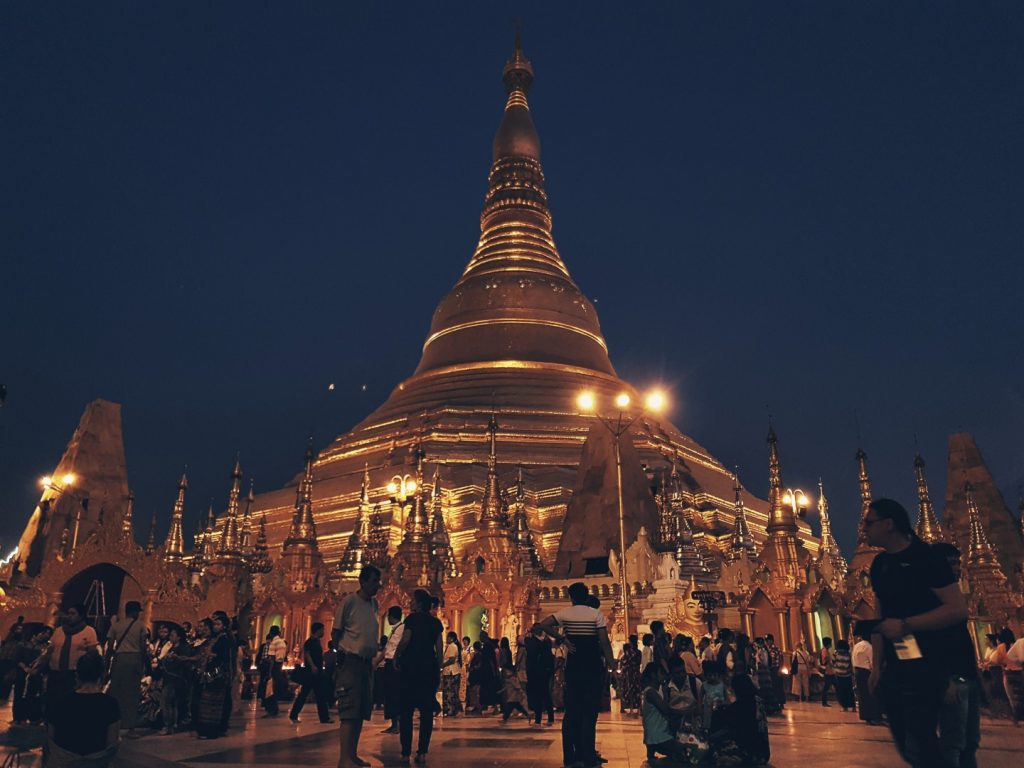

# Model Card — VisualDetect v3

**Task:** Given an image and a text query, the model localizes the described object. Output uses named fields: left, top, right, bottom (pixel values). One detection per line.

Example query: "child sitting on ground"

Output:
left=642, top=662, right=690, bottom=764
left=499, top=667, right=529, bottom=721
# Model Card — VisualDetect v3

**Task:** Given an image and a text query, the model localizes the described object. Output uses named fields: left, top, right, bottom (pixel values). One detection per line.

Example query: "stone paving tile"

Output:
left=3, top=701, right=1022, bottom=767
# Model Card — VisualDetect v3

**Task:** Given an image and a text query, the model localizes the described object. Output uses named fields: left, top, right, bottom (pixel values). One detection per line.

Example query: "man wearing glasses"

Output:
left=864, top=499, right=976, bottom=768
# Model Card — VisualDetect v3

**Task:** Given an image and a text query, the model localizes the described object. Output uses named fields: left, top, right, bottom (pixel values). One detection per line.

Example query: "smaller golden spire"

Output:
left=163, top=470, right=187, bottom=564
left=248, top=514, right=273, bottom=574
left=966, top=482, right=998, bottom=565
left=852, top=446, right=875, bottom=548
left=122, top=489, right=135, bottom=540
left=913, top=454, right=947, bottom=543
left=728, top=471, right=755, bottom=559
left=339, top=464, right=373, bottom=574
left=217, top=459, right=243, bottom=557
left=817, top=479, right=848, bottom=575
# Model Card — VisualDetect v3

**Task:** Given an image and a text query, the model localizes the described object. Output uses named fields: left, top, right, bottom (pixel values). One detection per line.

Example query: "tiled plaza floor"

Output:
left=2, top=700, right=1022, bottom=767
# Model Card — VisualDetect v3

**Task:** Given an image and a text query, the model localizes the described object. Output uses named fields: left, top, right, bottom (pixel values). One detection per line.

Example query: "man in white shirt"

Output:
left=331, top=564, right=382, bottom=768
left=540, top=582, right=614, bottom=768
left=852, top=634, right=882, bottom=723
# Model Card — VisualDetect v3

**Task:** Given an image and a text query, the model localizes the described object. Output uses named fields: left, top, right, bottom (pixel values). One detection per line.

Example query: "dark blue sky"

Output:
left=3, top=2, right=1023, bottom=557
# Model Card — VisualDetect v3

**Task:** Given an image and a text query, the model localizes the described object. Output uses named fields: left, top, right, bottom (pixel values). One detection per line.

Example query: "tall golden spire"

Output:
left=414, top=33, right=613, bottom=376
left=217, top=459, right=243, bottom=558
left=163, top=470, right=187, bottom=564
left=965, top=482, right=998, bottom=565
left=510, top=465, right=542, bottom=573
left=248, top=514, right=273, bottom=574
left=479, top=414, right=505, bottom=531
left=758, top=425, right=801, bottom=587
left=963, top=481, right=1018, bottom=621
left=428, top=466, right=459, bottom=580
left=855, top=447, right=873, bottom=545
left=240, top=479, right=255, bottom=552
left=765, top=425, right=795, bottom=534
left=727, top=471, right=755, bottom=560
left=122, top=489, right=135, bottom=540
left=393, top=445, right=433, bottom=587
left=285, top=442, right=319, bottom=546
left=339, top=463, right=373, bottom=574
left=913, top=454, right=947, bottom=543
left=816, top=479, right=848, bottom=579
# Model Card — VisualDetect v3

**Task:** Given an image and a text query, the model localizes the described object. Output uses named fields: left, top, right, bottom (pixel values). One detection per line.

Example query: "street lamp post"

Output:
left=387, top=473, right=417, bottom=530
left=576, top=389, right=666, bottom=638
left=782, top=488, right=811, bottom=519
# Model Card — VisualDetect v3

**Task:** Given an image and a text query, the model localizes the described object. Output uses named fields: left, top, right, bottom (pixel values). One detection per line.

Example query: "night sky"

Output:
left=3, top=3, right=1023, bottom=558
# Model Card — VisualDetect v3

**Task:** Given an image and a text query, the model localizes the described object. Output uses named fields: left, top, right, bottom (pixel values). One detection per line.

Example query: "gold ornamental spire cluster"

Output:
left=854, top=447, right=873, bottom=546
left=913, top=454, right=948, bottom=543
left=816, top=479, right=848, bottom=577
left=284, top=442, right=319, bottom=546
left=765, top=425, right=796, bottom=534
left=510, top=465, right=542, bottom=573
left=338, top=464, right=373, bottom=575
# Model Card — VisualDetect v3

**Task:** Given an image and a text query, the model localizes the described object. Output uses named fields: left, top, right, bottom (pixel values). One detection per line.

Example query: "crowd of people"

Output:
left=2, top=497, right=1022, bottom=768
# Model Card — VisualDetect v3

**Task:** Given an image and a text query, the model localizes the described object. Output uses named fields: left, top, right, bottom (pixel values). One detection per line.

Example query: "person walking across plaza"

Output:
left=765, top=634, right=785, bottom=712
left=852, top=633, right=882, bottom=724
left=106, top=601, right=149, bottom=735
left=833, top=639, right=855, bottom=711
left=394, top=589, right=443, bottom=764
left=332, top=564, right=383, bottom=768
left=790, top=640, right=811, bottom=702
left=441, top=631, right=462, bottom=716
left=865, top=498, right=977, bottom=768
left=541, top=581, right=614, bottom=768
left=290, top=623, right=332, bottom=724
left=817, top=637, right=836, bottom=706
left=258, top=625, right=287, bottom=716
left=524, top=623, right=554, bottom=725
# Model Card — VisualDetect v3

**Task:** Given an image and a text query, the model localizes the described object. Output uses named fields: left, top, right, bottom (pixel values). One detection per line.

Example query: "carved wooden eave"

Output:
left=443, top=573, right=503, bottom=607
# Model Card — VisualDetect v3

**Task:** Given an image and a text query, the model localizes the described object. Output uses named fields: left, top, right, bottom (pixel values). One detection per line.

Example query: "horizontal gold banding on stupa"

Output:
left=422, top=317, right=609, bottom=353
left=505, top=89, right=529, bottom=109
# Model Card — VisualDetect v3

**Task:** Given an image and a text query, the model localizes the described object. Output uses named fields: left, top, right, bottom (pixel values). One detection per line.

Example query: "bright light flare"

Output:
left=62, top=473, right=76, bottom=486
left=576, top=391, right=596, bottom=412
left=405, top=480, right=416, bottom=494
left=614, top=393, right=631, bottom=409
left=783, top=491, right=794, bottom=507
left=40, top=476, right=53, bottom=489
left=386, top=481, right=398, bottom=495
left=644, top=390, right=666, bottom=413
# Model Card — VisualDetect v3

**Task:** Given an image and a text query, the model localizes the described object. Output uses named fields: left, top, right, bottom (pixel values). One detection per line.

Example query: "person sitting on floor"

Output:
left=642, top=662, right=689, bottom=764
left=709, top=673, right=770, bottom=766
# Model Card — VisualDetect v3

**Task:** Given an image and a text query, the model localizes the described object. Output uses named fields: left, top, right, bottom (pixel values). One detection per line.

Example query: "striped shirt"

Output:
left=554, top=605, right=605, bottom=662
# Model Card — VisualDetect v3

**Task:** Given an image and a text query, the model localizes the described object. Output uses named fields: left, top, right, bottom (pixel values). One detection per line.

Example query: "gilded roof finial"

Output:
left=340, top=464, right=373, bottom=575
left=728, top=470, right=755, bottom=559
left=285, top=440, right=319, bottom=547
left=217, top=460, right=243, bottom=558
left=163, top=469, right=187, bottom=564
left=854, top=446, right=873, bottom=546
left=122, top=489, right=135, bottom=540
left=966, top=481, right=998, bottom=565
left=248, top=513, right=273, bottom=574
left=817, top=478, right=848, bottom=578
left=913, top=453, right=947, bottom=543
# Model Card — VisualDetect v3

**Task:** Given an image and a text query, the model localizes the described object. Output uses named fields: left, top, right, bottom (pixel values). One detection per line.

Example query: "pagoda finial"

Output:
left=727, top=470, right=755, bottom=559
left=816, top=478, right=848, bottom=582
left=480, top=414, right=503, bottom=527
left=163, top=470, right=187, bottom=564
left=853, top=446, right=874, bottom=545
left=122, top=489, right=135, bottom=540
left=285, top=441, right=319, bottom=546
left=913, top=453, right=947, bottom=543
left=217, top=460, right=243, bottom=558
left=340, top=465, right=374, bottom=575
left=428, top=466, right=459, bottom=580
left=145, top=513, right=157, bottom=555
left=965, top=481, right=998, bottom=565
left=765, top=424, right=793, bottom=532
left=248, top=513, right=273, bottom=574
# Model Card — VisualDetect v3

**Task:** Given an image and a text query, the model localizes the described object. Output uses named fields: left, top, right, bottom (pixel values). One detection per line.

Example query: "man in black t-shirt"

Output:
left=865, top=499, right=975, bottom=768
left=289, top=623, right=332, bottom=724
